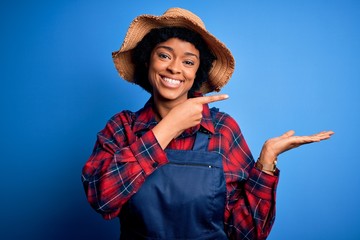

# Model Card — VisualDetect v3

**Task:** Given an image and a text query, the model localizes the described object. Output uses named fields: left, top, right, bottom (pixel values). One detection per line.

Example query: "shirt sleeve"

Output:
left=81, top=112, right=168, bottom=220
left=220, top=114, right=279, bottom=240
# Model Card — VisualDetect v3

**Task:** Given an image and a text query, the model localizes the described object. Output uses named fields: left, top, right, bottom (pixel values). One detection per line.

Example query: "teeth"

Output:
left=163, top=77, right=182, bottom=85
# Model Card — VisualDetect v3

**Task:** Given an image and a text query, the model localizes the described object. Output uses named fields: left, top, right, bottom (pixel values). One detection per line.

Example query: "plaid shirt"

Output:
left=82, top=97, right=279, bottom=240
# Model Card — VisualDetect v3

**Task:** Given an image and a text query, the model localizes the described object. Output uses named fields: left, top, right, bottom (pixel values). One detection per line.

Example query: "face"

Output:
left=148, top=38, right=200, bottom=105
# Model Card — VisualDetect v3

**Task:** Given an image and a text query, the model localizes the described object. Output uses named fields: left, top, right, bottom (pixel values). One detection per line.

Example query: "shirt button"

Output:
left=152, top=162, right=158, bottom=168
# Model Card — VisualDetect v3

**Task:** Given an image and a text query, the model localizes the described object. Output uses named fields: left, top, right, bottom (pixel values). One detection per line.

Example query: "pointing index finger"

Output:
left=195, top=94, right=229, bottom=104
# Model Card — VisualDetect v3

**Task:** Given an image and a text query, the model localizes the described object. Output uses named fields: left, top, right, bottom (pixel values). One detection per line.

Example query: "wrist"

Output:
left=260, top=143, right=278, bottom=164
left=152, top=121, right=181, bottom=149
left=255, top=158, right=277, bottom=173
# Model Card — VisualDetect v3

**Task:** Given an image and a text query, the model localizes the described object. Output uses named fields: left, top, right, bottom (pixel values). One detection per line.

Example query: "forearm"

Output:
left=226, top=166, right=279, bottom=239
left=152, top=117, right=182, bottom=149
left=244, top=167, right=278, bottom=238
left=82, top=130, right=168, bottom=219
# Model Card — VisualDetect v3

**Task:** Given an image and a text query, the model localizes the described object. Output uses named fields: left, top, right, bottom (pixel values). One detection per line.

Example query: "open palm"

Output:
left=259, top=130, right=334, bottom=164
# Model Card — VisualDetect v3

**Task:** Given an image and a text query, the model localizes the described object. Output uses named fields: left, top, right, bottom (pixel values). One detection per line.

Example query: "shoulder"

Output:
left=209, top=107, right=241, bottom=133
left=104, top=102, right=155, bottom=134
left=104, top=110, right=136, bottom=129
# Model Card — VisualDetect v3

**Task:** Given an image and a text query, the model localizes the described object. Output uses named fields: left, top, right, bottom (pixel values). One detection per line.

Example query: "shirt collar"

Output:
left=132, top=98, right=158, bottom=135
left=132, top=95, right=215, bottom=137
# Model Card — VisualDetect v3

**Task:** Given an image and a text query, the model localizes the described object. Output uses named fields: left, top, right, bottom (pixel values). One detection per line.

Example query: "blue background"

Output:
left=1, top=0, right=359, bottom=239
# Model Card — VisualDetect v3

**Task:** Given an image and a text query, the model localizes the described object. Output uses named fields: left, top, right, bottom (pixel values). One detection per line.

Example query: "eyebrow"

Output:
left=156, top=45, right=199, bottom=59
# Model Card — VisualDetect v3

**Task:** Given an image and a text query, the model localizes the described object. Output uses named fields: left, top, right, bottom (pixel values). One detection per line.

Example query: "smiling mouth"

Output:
left=161, top=76, right=184, bottom=87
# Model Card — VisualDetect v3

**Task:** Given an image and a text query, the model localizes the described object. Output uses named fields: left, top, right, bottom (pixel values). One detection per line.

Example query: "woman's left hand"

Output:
left=259, top=130, right=334, bottom=165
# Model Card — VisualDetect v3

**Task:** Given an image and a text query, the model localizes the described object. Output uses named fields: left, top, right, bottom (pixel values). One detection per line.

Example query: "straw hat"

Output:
left=112, top=7, right=235, bottom=93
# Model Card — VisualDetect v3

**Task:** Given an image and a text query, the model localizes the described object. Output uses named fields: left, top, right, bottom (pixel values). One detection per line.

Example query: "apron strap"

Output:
left=192, top=130, right=211, bottom=152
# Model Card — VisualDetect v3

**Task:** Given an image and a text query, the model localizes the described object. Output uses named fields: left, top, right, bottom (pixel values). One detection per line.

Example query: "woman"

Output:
left=82, top=8, right=333, bottom=240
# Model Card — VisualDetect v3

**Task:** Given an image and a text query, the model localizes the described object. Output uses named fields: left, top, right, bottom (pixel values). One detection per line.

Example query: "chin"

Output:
left=157, top=91, right=187, bottom=101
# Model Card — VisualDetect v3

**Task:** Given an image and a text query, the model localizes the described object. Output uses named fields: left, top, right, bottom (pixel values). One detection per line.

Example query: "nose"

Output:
left=167, top=59, right=181, bottom=74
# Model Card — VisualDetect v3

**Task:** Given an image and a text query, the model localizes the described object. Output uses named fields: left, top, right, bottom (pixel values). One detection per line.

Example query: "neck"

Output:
left=152, top=95, right=187, bottom=121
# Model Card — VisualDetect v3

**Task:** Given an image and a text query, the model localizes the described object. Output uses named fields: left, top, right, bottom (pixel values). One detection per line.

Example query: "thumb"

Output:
left=280, top=130, right=295, bottom=139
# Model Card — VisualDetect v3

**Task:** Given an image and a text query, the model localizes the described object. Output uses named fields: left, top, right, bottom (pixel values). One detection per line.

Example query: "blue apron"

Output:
left=120, top=131, right=227, bottom=239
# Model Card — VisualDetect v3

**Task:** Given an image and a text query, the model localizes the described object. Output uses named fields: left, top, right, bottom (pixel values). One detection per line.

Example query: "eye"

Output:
left=158, top=53, right=170, bottom=60
left=184, top=60, right=195, bottom=66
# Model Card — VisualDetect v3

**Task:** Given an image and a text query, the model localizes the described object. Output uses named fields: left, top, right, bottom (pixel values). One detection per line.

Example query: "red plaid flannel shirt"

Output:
left=82, top=98, right=279, bottom=239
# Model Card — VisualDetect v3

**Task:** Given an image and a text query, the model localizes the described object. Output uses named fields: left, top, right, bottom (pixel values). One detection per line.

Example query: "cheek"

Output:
left=147, top=62, right=157, bottom=85
left=147, top=72, right=156, bottom=88
left=185, top=68, right=198, bottom=82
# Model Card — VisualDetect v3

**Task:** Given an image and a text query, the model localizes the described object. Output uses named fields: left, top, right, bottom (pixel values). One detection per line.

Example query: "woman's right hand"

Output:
left=170, top=94, right=229, bottom=132
left=152, top=94, right=229, bottom=149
